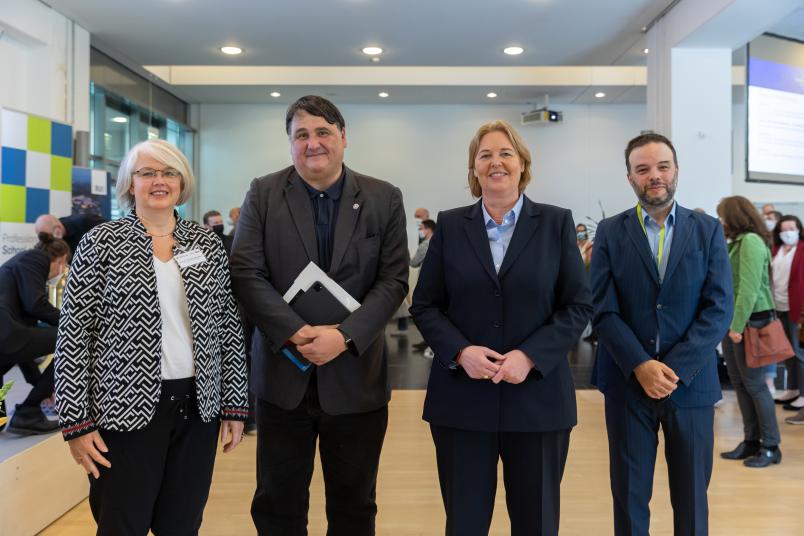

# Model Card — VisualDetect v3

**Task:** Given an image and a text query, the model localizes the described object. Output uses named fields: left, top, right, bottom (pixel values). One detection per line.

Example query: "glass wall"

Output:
left=89, top=50, right=194, bottom=220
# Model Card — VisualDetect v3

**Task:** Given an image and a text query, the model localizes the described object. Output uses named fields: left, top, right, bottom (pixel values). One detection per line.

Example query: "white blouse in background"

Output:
left=772, top=245, right=796, bottom=312
left=154, top=257, right=196, bottom=379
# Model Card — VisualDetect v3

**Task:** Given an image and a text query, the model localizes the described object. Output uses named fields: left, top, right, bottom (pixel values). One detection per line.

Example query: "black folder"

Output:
left=289, top=281, right=351, bottom=325
left=282, top=282, right=352, bottom=371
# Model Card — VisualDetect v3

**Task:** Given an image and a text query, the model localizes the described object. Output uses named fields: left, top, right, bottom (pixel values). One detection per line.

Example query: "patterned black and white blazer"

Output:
left=54, top=210, right=249, bottom=440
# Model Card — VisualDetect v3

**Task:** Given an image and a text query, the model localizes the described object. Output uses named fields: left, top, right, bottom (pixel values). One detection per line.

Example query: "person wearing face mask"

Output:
left=203, top=209, right=233, bottom=256
left=762, top=208, right=782, bottom=233
left=576, top=223, right=593, bottom=270
left=414, top=207, right=430, bottom=243
left=0, top=232, right=70, bottom=434
left=768, top=215, right=804, bottom=423
left=411, top=219, right=436, bottom=268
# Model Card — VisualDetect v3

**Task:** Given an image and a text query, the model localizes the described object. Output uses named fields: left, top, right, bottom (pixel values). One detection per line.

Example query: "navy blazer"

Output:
left=411, top=197, right=592, bottom=433
left=590, top=204, right=734, bottom=407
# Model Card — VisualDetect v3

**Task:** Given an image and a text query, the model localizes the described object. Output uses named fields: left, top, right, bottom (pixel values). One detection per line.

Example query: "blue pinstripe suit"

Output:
left=591, top=204, right=733, bottom=536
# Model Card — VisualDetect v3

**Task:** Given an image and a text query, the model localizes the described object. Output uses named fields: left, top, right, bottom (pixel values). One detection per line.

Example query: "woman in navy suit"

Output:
left=410, top=120, right=592, bottom=536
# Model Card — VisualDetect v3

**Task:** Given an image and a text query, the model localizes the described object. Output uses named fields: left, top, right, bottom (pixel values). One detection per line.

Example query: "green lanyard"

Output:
left=636, top=204, right=666, bottom=268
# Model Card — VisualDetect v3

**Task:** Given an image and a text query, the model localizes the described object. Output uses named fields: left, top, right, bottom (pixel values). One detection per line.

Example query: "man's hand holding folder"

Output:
left=282, top=262, right=362, bottom=371
left=293, top=325, right=348, bottom=365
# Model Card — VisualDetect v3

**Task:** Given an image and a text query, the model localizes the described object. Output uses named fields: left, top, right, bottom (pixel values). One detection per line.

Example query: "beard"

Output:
left=629, top=172, right=677, bottom=208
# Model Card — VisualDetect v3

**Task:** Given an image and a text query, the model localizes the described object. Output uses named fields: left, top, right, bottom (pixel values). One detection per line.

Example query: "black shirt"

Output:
left=297, top=171, right=345, bottom=272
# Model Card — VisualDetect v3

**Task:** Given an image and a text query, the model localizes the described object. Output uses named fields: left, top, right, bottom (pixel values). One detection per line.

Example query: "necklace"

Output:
left=148, top=230, right=174, bottom=238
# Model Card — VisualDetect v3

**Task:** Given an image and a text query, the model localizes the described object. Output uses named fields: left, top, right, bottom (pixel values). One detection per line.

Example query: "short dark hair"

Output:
left=624, top=132, right=678, bottom=172
left=203, top=210, right=222, bottom=225
left=773, top=215, right=804, bottom=247
left=421, top=219, right=436, bottom=232
left=285, top=95, right=346, bottom=135
left=34, top=232, right=71, bottom=262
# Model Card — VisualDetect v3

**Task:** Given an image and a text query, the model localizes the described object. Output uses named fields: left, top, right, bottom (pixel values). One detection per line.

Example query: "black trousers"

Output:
left=0, top=325, right=57, bottom=406
left=89, top=378, right=219, bottom=536
left=604, top=389, right=714, bottom=536
left=251, top=380, right=388, bottom=536
left=430, top=424, right=571, bottom=536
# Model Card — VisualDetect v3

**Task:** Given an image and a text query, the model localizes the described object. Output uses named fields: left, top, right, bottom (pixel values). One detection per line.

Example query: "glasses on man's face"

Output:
left=133, top=168, right=182, bottom=180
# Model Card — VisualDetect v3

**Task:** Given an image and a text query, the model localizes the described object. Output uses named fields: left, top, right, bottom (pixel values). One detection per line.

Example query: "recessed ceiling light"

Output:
left=362, top=46, right=383, bottom=56
left=269, top=91, right=281, bottom=98
left=643, top=48, right=649, bottom=54
left=111, top=116, right=128, bottom=123
left=487, top=92, right=498, bottom=98
left=594, top=92, right=606, bottom=98
left=378, top=92, right=389, bottom=98
left=503, top=46, right=524, bottom=56
left=220, top=46, right=242, bottom=55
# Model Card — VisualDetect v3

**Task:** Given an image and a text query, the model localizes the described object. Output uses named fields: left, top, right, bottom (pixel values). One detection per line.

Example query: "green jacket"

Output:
left=728, top=232, right=774, bottom=332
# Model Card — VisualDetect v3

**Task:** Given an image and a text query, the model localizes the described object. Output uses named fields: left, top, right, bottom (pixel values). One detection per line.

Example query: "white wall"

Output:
left=0, top=0, right=89, bottom=130
left=199, top=103, right=647, bottom=244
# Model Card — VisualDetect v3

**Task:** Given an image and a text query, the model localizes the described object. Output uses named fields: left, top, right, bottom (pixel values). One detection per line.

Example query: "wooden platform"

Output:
left=40, top=390, right=804, bottom=535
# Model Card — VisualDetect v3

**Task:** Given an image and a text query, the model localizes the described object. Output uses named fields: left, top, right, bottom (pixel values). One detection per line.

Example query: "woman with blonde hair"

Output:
left=55, top=139, right=249, bottom=533
left=411, top=120, right=591, bottom=535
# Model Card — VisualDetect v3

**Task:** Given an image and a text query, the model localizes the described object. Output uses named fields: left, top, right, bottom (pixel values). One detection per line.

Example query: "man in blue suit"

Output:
left=591, top=133, right=733, bottom=536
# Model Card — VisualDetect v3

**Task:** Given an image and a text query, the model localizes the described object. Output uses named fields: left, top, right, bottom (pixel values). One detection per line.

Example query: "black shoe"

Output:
left=720, top=441, right=760, bottom=460
left=412, top=341, right=429, bottom=352
left=743, top=447, right=781, bottom=468
left=774, top=393, right=799, bottom=404
left=6, top=404, right=60, bottom=436
left=782, top=400, right=804, bottom=411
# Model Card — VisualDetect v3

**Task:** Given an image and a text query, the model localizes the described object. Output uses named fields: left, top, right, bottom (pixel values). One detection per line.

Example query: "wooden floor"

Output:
left=41, top=390, right=804, bottom=535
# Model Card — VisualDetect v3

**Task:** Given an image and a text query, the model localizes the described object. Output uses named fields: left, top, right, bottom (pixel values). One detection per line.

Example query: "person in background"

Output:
left=576, top=222, right=593, bottom=270
left=769, top=216, right=804, bottom=422
left=410, top=219, right=436, bottom=353
left=0, top=233, right=69, bottom=435
left=35, top=213, right=107, bottom=257
left=761, top=206, right=781, bottom=233
left=55, top=139, right=248, bottom=534
left=412, top=120, right=591, bottom=535
left=717, top=195, right=781, bottom=468
left=757, top=205, right=783, bottom=392
left=228, top=207, right=241, bottom=236
left=203, top=209, right=233, bottom=255
left=411, top=219, right=436, bottom=268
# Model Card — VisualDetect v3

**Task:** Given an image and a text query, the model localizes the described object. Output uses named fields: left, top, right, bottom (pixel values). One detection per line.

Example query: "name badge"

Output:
left=174, top=249, right=207, bottom=268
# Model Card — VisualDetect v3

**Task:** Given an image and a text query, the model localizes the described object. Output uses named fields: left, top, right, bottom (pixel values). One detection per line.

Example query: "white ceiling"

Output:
left=46, top=0, right=804, bottom=105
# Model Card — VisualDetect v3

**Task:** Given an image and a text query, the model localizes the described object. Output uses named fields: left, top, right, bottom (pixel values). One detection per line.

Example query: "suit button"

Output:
left=649, top=339, right=655, bottom=345
left=494, top=290, right=501, bottom=297
left=493, top=321, right=502, bottom=328
left=656, top=304, right=663, bottom=310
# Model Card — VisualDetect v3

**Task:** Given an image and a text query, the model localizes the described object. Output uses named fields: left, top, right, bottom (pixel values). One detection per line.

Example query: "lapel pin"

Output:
left=353, top=203, right=360, bottom=210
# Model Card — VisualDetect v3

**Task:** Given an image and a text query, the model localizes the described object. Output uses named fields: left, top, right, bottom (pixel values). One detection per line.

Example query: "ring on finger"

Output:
left=483, top=375, right=490, bottom=380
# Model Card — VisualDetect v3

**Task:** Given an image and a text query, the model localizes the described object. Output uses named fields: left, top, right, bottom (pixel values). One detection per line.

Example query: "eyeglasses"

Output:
left=133, top=168, right=182, bottom=180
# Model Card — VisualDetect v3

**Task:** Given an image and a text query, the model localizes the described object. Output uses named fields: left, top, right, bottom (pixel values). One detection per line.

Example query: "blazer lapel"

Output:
left=662, top=206, right=693, bottom=284
left=329, top=167, right=361, bottom=274
left=284, top=172, right=319, bottom=265
left=498, top=197, right=540, bottom=278
left=625, top=208, right=660, bottom=286
left=464, top=200, right=500, bottom=285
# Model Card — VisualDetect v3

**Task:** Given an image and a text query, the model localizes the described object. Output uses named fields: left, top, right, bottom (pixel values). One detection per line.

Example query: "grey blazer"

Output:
left=230, top=165, right=409, bottom=415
